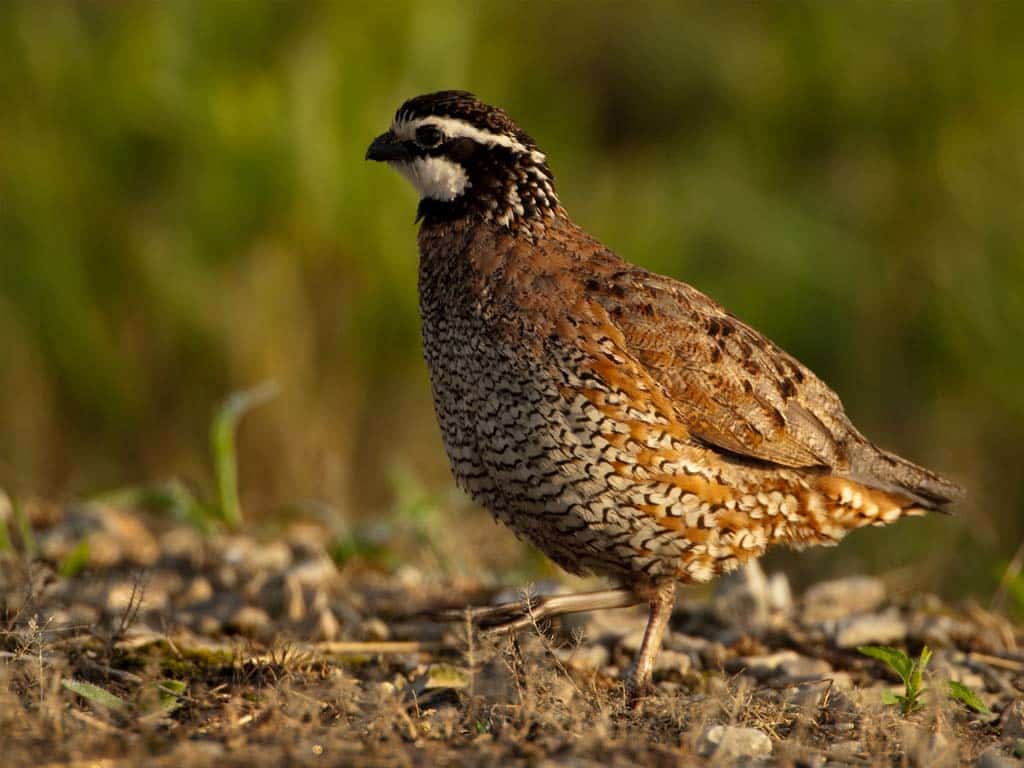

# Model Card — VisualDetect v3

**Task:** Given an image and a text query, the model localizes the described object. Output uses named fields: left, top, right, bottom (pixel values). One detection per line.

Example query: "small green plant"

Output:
left=859, top=644, right=931, bottom=715
left=94, top=382, right=278, bottom=533
left=948, top=680, right=991, bottom=715
left=0, top=494, right=11, bottom=554
left=210, top=381, right=279, bottom=529
left=61, top=679, right=129, bottom=712
left=859, top=645, right=991, bottom=716
left=12, top=495, right=38, bottom=559
left=58, top=538, right=91, bottom=578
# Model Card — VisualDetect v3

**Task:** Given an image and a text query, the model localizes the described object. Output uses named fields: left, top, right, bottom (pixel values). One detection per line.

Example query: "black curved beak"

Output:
left=365, top=131, right=409, bottom=162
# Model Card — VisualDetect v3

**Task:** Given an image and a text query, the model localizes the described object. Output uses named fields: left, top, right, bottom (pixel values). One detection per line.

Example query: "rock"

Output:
left=40, top=504, right=159, bottom=568
left=779, top=655, right=833, bottom=679
left=160, top=526, right=206, bottom=564
left=700, top=725, right=772, bottom=762
left=423, top=705, right=460, bottom=740
left=653, top=649, right=691, bottom=676
left=314, top=608, right=341, bottom=641
left=548, top=678, right=577, bottom=705
left=783, top=679, right=835, bottom=710
left=802, top=576, right=886, bottom=623
left=287, top=556, right=338, bottom=589
left=901, top=723, right=957, bottom=768
left=977, top=747, right=1021, bottom=768
left=182, top=577, right=214, bottom=606
left=1003, top=700, right=1024, bottom=739
left=555, top=644, right=610, bottom=670
left=830, top=608, right=907, bottom=648
left=284, top=575, right=305, bottom=620
left=228, top=605, right=272, bottom=634
left=767, top=572, right=793, bottom=615
left=664, top=632, right=719, bottom=669
left=712, top=560, right=770, bottom=631
left=245, top=540, right=293, bottom=572
left=360, top=617, right=391, bottom=641
left=619, top=629, right=647, bottom=655
left=105, top=580, right=167, bottom=613
left=775, top=743, right=826, bottom=767
left=827, top=740, right=864, bottom=761
left=732, top=650, right=800, bottom=677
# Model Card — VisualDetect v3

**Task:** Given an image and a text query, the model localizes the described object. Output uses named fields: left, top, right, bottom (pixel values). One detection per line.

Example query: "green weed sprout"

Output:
left=211, top=381, right=279, bottom=529
left=93, top=382, right=278, bottom=533
left=859, top=645, right=990, bottom=715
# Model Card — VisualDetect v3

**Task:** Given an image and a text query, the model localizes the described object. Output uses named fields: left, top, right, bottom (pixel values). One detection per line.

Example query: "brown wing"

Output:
left=579, top=259, right=962, bottom=507
left=584, top=264, right=861, bottom=471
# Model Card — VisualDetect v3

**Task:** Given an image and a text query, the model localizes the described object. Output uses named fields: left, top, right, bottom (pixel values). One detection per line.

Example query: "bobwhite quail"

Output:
left=366, top=91, right=961, bottom=703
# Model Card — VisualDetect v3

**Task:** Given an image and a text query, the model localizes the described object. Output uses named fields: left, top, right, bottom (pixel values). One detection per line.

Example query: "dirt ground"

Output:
left=2, top=500, right=1023, bottom=767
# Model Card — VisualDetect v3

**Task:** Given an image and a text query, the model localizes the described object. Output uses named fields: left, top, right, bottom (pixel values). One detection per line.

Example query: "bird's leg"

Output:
left=625, top=581, right=677, bottom=708
left=431, top=587, right=644, bottom=634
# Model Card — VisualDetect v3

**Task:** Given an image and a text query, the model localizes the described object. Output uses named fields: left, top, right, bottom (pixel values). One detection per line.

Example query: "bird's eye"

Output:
left=416, top=125, right=443, bottom=147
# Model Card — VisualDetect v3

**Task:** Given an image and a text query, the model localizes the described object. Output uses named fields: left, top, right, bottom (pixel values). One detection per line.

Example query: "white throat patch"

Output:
left=392, top=155, right=470, bottom=201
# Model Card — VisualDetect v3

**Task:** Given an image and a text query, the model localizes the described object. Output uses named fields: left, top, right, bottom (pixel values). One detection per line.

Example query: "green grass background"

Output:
left=1, top=2, right=1021, bottom=595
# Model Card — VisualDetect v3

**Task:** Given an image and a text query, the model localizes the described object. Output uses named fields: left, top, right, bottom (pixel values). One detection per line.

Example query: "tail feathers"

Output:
left=846, top=440, right=963, bottom=512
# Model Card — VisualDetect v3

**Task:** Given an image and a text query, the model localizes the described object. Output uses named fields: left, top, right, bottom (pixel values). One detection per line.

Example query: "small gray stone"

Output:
left=712, top=560, right=770, bottom=631
left=828, top=740, right=864, bottom=760
left=182, top=577, right=214, bottom=606
left=555, top=644, right=610, bottom=670
left=977, top=747, right=1021, bottom=768
left=775, top=743, right=826, bottom=767
left=767, top=572, right=793, bottom=615
left=733, top=650, right=801, bottom=677
left=653, top=648, right=691, bottom=676
left=314, top=607, right=341, bottom=641
left=229, top=605, right=272, bottom=634
left=423, top=705, right=460, bottom=740
left=243, top=540, right=293, bottom=572
left=779, top=655, right=833, bottom=679
left=802, top=576, right=886, bottom=623
left=287, top=556, right=338, bottom=588
left=830, top=608, right=907, bottom=648
left=1002, top=699, right=1024, bottom=739
left=700, top=725, right=772, bottom=761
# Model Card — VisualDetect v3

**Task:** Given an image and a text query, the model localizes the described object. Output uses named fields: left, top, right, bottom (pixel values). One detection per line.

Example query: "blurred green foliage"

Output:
left=0, top=2, right=1021, bottom=594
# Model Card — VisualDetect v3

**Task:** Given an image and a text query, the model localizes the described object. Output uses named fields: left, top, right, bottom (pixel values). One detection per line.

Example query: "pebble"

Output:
left=105, top=581, right=167, bottom=612
left=733, top=650, right=802, bottom=677
left=712, top=560, right=770, bottom=631
left=827, top=740, right=864, bottom=760
left=653, top=649, right=691, bottom=676
left=360, top=617, right=391, bottom=641
left=424, top=705, right=460, bottom=740
left=182, top=577, right=214, bottom=606
left=775, top=743, right=826, bottom=767
left=287, top=557, right=338, bottom=588
left=767, top=572, right=794, bottom=615
left=699, top=724, right=772, bottom=761
left=243, top=540, right=293, bottom=572
left=159, top=526, right=206, bottom=563
left=830, top=608, right=908, bottom=648
left=555, top=644, right=610, bottom=670
left=229, top=605, right=272, bottom=634
left=977, top=747, right=1021, bottom=768
left=779, top=655, right=833, bottom=679
left=1002, top=700, right=1024, bottom=739
left=314, top=607, right=341, bottom=641
left=801, top=576, right=886, bottom=623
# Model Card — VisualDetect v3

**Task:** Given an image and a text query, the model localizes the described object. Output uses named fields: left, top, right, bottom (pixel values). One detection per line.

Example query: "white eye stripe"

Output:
left=393, top=115, right=547, bottom=164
